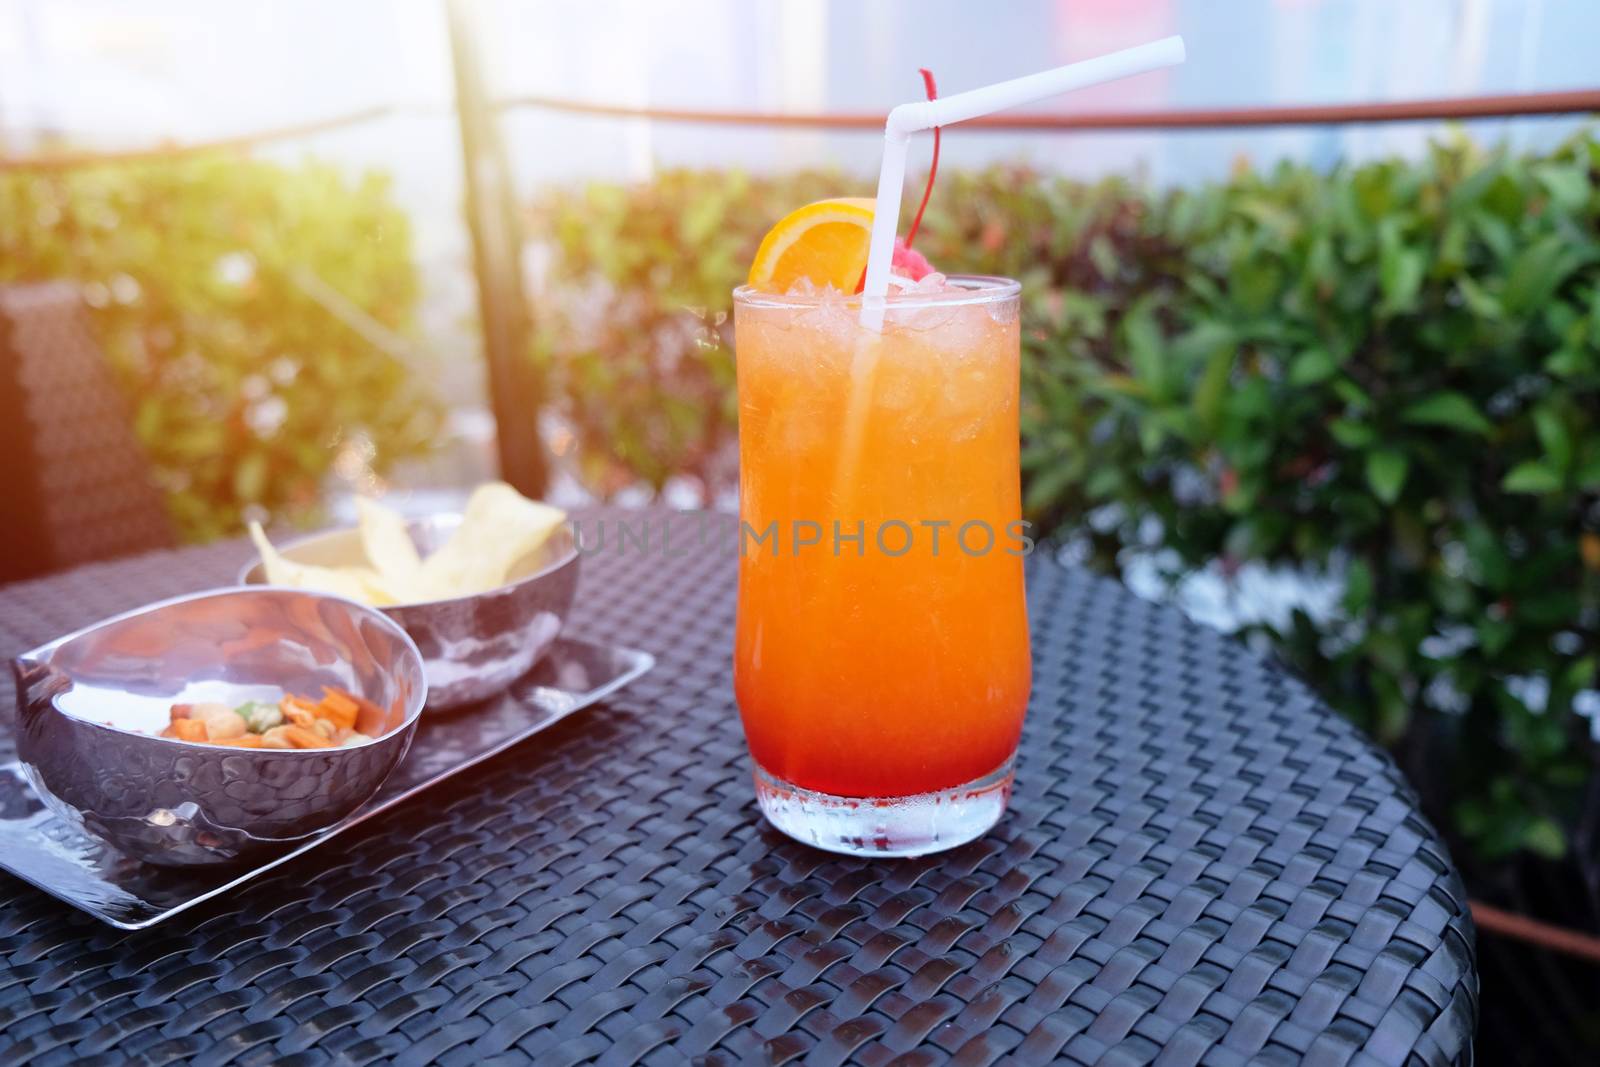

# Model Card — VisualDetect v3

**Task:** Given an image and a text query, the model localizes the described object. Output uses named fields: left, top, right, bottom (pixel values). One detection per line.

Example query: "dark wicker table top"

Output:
left=0, top=506, right=1476, bottom=1066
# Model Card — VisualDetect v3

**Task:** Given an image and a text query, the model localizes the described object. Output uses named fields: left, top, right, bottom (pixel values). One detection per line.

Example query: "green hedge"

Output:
left=1, top=156, right=440, bottom=541
left=531, top=132, right=1600, bottom=863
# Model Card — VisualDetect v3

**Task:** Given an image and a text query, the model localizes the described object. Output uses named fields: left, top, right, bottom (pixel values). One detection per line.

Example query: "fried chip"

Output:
left=413, top=482, right=566, bottom=600
left=247, top=484, right=566, bottom=607
left=356, top=497, right=422, bottom=595
left=248, top=522, right=399, bottom=606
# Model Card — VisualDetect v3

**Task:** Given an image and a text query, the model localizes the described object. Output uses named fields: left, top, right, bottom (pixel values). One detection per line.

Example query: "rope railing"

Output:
left=493, top=87, right=1600, bottom=130
left=1470, top=901, right=1600, bottom=965
left=2, top=88, right=1597, bottom=173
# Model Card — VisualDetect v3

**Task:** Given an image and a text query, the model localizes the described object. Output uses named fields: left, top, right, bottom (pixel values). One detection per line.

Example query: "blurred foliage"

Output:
left=529, top=170, right=847, bottom=495
left=532, top=131, right=1600, bottom=864
left=0, top=156, right=440, bottom=541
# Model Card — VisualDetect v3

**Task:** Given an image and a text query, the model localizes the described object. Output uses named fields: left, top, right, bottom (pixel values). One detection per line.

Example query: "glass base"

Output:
left=753, top=757, right=1014, bottom=858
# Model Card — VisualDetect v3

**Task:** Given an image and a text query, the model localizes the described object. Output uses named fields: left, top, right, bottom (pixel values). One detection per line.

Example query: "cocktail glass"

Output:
left=732, top=276, right=1030, bottom=856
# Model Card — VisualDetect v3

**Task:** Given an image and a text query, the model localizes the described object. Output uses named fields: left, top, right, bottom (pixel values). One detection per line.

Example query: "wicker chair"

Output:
left=0, top=282, right=174, bottom=583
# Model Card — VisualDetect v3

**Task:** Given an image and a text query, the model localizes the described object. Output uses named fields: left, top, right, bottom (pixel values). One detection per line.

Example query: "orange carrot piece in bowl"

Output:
left=317, top=688, right=360, bottom=730
left=344, top=690, right=390, bottom=737
left=280, top=724, right=333, bottom=749
left=214, top=735, right=266, bottom=748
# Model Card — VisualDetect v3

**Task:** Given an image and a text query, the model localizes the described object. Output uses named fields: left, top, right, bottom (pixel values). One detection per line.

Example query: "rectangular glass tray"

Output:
left=0, top=637, right=654, bottom=929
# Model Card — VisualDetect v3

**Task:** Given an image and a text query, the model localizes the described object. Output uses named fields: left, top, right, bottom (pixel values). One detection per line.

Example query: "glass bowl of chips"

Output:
left=239, top=483, right=580, bottom=710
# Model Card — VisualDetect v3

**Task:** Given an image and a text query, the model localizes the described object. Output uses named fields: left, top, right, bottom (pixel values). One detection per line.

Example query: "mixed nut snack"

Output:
left=160, top=687, right=379, bottom=749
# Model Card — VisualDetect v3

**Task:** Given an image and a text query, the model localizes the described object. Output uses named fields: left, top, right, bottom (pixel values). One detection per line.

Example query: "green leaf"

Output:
left=1378, top=222, right=1425, bottom=315
left=1288, top=347, right=1338, bottom=386
left=1400, top=392, right=1492, bottom=436
left=1545, top=348, right=1591, bottom=377
left=1503, top=234, right=1597, bottom=314
left=1477, top=617, right=1515, bottom=656
left=1232, top=260, right=1282, bottom=316
left=1456, top=276, right=1503, bottom=320
left=1120, top=299, right=1167, bottom=397
left=1371, top=671, right=1411, bottom=742
left=1464, top=523, right=1510, bottom=591
left=1521, top=818, right=1567, bottom=860
left=1328, top=418, right=1376, bottom=449
left=1333, top=380, right=1371, bottom=412
left=1577, top=450, right=1600, bottom=490
left=1564, top=656, right=1597, bottom=693
left=1084, top=466, right=1122, bottom=501
left=1022, top=458, right=1078, bottom=514
left=1089, top=233, right=1120, bottom=279
left=1366, top=449, right=1409, bottom=504
left=1236, top=197, right=1299, bottom=238
left=1344, top=557, right=1373, bottom=613
left=1177, top=323, right=1236, bottom=429
left=1532, top=406, right=1573, bottom=471
left=1535, top=162, right=1590, bottom=212
left=1090, top=374, right=1148, bottom=401
left=1502, top=461, right=1562, bottom=494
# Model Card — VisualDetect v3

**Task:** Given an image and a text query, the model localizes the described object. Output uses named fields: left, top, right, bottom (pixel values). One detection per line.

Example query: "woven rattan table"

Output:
left=0, top=506, right=1476, bottom=1065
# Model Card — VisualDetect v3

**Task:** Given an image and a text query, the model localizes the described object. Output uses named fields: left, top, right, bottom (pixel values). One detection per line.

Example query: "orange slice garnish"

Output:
left=747, top=197, right=875, bottom=293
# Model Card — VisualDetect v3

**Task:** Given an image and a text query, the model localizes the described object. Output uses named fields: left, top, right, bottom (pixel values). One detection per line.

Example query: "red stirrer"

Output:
left=855, top=69, right=940, bottom=293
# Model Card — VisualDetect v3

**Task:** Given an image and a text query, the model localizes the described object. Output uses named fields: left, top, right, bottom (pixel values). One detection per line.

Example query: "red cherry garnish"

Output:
left=892, top=239, right=935, bottom=281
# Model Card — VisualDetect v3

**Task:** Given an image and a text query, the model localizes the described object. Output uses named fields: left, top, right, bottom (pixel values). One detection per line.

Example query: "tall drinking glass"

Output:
left=732, top=276, right=1030, bottom=856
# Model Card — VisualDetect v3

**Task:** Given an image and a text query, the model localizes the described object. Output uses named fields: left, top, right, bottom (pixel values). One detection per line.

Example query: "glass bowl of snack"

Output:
left=10, top=586, right=426, bottom=867
left=239, top=482, right=579, bottom=710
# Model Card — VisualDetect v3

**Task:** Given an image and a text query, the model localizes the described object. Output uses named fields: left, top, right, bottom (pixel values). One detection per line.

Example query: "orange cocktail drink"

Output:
left=732, top=276, right=1030, bottom=855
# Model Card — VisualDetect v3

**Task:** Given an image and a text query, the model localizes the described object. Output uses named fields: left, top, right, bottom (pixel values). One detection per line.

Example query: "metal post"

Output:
left=445, top=0, right=548, bottom=496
